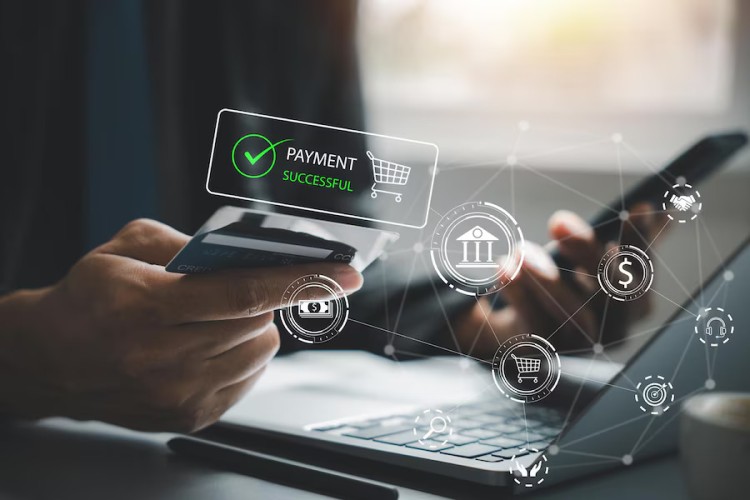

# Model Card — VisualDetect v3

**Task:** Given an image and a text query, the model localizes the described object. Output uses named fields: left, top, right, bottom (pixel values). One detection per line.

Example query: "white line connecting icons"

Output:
left=280, top=123, right=739, bottom=488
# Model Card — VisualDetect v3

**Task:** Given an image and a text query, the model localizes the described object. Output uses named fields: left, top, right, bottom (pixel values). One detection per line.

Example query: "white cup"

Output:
left=680, top=392, right=750, bottom=500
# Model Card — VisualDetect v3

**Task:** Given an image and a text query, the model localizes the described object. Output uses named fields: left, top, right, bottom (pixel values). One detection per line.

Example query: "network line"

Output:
left=349, top=317, right=492, bottom=365
left=333, top=121, right=738, bottom=479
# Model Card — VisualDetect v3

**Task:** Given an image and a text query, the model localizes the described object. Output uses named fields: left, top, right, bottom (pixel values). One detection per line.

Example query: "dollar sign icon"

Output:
left=308, top=302, right=320, bottom=313
left=618, top=258, right=634, bottom=289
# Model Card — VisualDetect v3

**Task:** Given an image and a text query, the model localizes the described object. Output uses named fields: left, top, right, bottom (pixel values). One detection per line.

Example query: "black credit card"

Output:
left=166, top=217, right=358, bottom=274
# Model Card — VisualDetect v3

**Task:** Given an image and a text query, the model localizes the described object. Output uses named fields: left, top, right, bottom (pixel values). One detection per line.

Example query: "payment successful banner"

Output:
left=206, top=109, right=439, bottom=229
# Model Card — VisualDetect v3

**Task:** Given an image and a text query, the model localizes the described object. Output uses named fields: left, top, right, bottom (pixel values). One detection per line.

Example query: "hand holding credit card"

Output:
left=166, top=206, right=399, bottom=275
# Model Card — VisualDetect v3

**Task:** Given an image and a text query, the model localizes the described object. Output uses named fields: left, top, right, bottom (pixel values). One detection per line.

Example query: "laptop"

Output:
left=205, top=235, right=749, bottom=493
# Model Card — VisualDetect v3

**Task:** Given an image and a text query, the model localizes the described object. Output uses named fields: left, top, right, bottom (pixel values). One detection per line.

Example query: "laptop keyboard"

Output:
left=311, top=400, right=564, bottom=463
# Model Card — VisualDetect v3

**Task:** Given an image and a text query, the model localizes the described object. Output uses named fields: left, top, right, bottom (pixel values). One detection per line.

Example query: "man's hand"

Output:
left=458, top=204, right=662, bottom=356
left=0, top=219, right=362, bottom=432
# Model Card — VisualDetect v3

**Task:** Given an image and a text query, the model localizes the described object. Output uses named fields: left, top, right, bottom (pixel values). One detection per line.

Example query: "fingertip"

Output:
left=522, top=243, right=559, bottom=280
left=627, top=202, right=656, bottom=238
left=331, top=264, right=363, bottom=293
left=629, top=202, right=654, bottom=216
left=549, top=210, right=593, bottom=242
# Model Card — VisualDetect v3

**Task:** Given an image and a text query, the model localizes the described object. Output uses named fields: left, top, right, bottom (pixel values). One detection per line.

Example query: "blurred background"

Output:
left=357, top=0, right=750, bottom=360
left=3, top=0, right=747, bottom=360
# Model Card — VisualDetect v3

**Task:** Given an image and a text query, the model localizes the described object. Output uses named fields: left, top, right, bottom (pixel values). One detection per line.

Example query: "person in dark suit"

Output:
left=0, top=1, right=656, bottom=432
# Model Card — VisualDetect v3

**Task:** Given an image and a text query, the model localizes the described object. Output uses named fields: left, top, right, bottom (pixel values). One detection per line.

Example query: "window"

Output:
left=357, top=0, right=739, bottom=164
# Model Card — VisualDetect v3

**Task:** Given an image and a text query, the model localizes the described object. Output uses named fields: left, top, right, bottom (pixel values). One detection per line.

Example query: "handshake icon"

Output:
left=670, top=194, right=696, bottom=212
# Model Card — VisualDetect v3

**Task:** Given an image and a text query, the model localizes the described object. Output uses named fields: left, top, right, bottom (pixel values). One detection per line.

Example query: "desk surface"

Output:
left=0, top=419, right=688, bottom=500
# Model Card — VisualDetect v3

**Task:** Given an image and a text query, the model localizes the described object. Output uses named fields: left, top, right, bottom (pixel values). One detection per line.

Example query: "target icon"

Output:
left=635, top=375, right=674, bottom=415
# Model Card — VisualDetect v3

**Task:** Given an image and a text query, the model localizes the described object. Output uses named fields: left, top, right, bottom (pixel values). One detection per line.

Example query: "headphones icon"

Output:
left=705, top=317, right=727, bottom=338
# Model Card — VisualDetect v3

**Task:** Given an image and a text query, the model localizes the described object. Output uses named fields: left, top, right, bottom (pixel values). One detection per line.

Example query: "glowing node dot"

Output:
left=705, top=379, right=716, bottom=390
left=723, top=270, right=734, bottom=282
left=593, top=343, right=604, bottom=354
left=383, top=344, right=395, bottom=356
left=548, top=444, right=559, bottom=456
left=413, top=242, right=424, bottom=253
left=518, top=121, right=530, bottom=132
left=619, top=210, right=629, bottom=221
left=611, top=133, right=623, bottom=143
left=459, top=358, right=472, bottom=370
left=507, top=155, right=518, bottom=166
left=622, top=455, right=633, bottom=466
left=676, top=176, right=687, bottom=186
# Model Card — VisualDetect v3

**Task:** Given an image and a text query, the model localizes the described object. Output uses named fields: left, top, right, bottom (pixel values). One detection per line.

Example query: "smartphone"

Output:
left=550, top=131, right=747, bottom=276
left=586, top=131, right=746, bottom=244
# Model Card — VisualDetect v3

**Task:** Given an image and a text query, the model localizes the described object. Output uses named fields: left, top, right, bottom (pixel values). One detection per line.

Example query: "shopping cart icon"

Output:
left=367, top=150, right=411, bottom=203
left=511, top=353, right=541, bottom=384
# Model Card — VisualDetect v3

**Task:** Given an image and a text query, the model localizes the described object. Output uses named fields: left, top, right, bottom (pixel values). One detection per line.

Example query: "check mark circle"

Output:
left=232, top=133, right=278, bottom=179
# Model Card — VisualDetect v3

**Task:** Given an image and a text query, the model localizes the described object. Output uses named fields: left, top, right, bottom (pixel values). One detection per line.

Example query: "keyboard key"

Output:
left=376, top=417, right=412, bottom=427
left=535, top=426, right=563, bottom=437
left=374, top=430, right=419, bottom=445
left=344, top=425, right=412, bottom=439
left=460, top=401, right=497, bottom=412
left=527, top=440, right=553, bottom=450
left=447, top=434, right=478, bottom=446
left=324, top=426, right=361, bottom=436
left=313, top=423, right=345, bottom=432
left=486, top=422, right=523, bottom=434
left=479, top=436, right=526, bottom=449
left=440, top=443, right=503, bottom=458
left=462, top=428, right=501, bottom=439
left=406, top=440, right=454, bottom=452
left=476, top=454, right=505, bottom=463
left=345, top=420, right=379, bottom=429
left=466, top=413, right=502, bottom=424
left=507, top=417, right=544, bottom=428
left=506, top=430, right=546, bottom=443
left=452, top=418, right=485, bottom=430
left=492, top=448, right=530, bottom=459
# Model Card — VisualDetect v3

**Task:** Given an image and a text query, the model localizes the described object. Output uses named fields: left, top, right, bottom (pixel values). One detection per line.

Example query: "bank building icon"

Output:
left=455, top=226, right=500, bottom=269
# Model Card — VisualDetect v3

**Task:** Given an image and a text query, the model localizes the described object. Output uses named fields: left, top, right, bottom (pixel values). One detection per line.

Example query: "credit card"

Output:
left=166, top=206, right=398, bottom=274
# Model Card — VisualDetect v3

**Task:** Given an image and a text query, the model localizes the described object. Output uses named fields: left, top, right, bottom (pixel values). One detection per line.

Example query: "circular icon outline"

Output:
left=509, top=448, right=549, bottom=488
left=232, top=134, right=280, bottom=179
left=279, top=274, right=349, bottom=344
left=492, top=334, right=561, bottom=404
left=430, top=201, right=525, bottom=296
left=694, top=307, right=734, bottom=347
left=662, top=182, right=702, bottom=223
left=412, top=409, right=454, bottom=449
left=597, top=245, right=654, bottom=302
left=634, top=375, right=674, bottom=415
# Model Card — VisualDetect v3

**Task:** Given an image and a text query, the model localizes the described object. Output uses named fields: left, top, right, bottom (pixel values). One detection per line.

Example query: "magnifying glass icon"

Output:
left=422, top=415, right=448, bottom=440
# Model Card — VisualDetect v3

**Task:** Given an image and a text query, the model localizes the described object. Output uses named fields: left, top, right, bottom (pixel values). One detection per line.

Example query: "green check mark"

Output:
left=232, top=134, right=293, bottom=179
left=243, top=138, right=293, bottom=165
